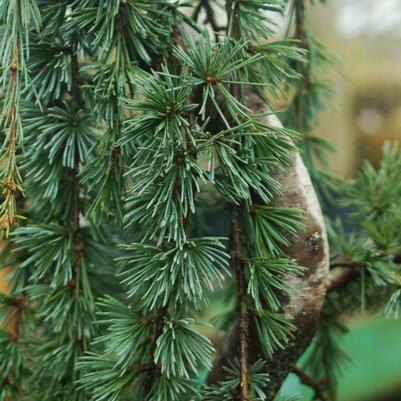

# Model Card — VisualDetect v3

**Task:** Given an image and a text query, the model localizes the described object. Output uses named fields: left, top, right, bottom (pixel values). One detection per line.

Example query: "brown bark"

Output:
left=232, top=208, right=250, bottom=401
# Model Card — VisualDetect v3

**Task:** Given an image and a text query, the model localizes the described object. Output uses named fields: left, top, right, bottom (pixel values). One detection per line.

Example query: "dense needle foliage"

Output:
left=0, top=1, right=400, bottom=401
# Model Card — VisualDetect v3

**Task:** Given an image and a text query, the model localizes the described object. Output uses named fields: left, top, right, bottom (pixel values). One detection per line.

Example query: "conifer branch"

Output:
left=1, top=1, right=40, bottom=236
left=7, top=2, right=401, bottom=401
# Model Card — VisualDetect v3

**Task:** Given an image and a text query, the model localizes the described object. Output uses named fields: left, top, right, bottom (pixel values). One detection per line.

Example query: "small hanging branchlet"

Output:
left=0, top=47, right=20, bottom=236
left=143, top=24, right=202, bottom=393
left=0, top=1, right=40, bottom=237
left=226, top=1, right=251, bottom=399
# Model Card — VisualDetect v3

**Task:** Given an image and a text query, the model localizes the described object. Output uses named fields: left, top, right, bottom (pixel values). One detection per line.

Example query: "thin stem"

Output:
left=225, top=2, right=250, bottom=398
left=70, top=51, right=85, bottom=348
left=144, top=306, right=167, bottom=392
left=360, top=266, right=366, bottom=314
left=71, top=50, right=81, bottom=274
left=232, top=209, right=250, bottom=401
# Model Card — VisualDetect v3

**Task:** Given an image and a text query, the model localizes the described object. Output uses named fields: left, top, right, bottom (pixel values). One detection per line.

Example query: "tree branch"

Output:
left=327, top=261, right=364, bottom=292
left=330, top=261, right=364, bottom=269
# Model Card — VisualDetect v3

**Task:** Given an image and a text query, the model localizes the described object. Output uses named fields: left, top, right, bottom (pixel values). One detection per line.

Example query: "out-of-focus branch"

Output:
left=327, top=261, right=364, bottom=292
left=293, top=367, right=328, bottom=401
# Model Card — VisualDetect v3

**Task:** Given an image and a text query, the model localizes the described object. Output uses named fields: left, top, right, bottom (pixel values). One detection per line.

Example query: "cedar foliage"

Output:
left=0, top=1, right=400, bottom=401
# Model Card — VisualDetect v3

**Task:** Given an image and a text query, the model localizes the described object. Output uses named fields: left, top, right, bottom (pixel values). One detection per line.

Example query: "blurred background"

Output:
left=282, top=1, right=401, bottom=400
left=309, top=0, right=401, bottom=174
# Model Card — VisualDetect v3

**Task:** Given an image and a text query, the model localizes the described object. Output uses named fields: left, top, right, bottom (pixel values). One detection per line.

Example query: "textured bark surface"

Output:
left=256, top=109, right=329, bottom=399
left=208, top=94, right=330, bottom=399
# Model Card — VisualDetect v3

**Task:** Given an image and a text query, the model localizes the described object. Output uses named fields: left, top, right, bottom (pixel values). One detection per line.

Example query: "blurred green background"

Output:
left=283, top=317, right=401, bottom=401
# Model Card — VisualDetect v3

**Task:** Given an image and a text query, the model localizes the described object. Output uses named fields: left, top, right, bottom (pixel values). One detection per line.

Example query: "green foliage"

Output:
left=117, top=238, right=229, bottom=311
left=330, top=144, right=401, bottom=305
left=0, top=330, right=23, bottom=401
left=254, top=311, right=295, bottom=358
left=202, top=359, right=270, bottom=401
left=385, top=289, right=401, bottom=318
left=2, top=1, right=399, bottom=401
left=155, top=318, right=214, bottom=378
left=310, top=143, right=401, bottom=399
left=249, top=206, right=304, bottom=256
left=302, top=308, right=349, bottom=399
left=343, top=143, right=401, bottom=222
left=0, top=0, right=41, bottom=235
left=247, top=258, right=303, bottom=312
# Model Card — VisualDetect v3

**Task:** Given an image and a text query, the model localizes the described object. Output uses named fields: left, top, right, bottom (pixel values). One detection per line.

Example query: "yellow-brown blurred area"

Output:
left=0, top=240, right=16, bottom=334
left=309, top=0, right=401, bottom=175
